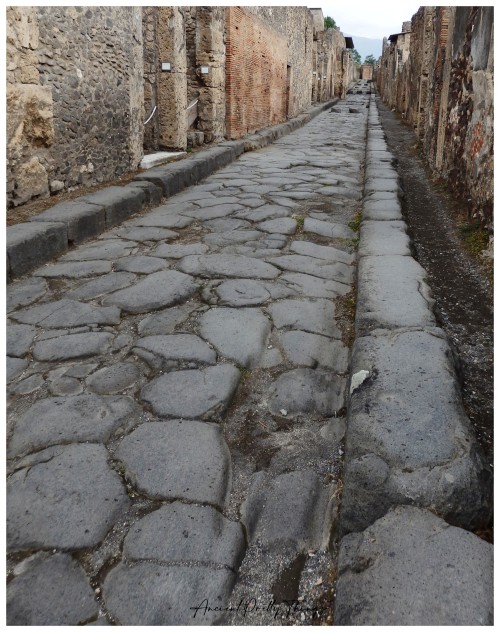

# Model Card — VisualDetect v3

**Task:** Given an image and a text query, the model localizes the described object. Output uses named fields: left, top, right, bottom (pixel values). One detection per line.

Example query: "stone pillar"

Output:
left=157, top=7, right=187, bottom=150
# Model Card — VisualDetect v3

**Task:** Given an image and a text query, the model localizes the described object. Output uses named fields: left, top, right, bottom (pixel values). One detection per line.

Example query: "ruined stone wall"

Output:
left=225, top=7, right=287, bottom=139
left=378, top=6, right=494, bottom=228
left=143, top=7, right=160, bottom=151
left=7, top=6, right=144, bottom=209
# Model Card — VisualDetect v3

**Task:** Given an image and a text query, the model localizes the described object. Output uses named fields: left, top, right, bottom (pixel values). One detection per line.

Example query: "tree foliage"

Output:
left=324, top=16, right=337, bottom=29
left=351, top=48, right=362, bottom=66
left=364, top=54, right=376, bottom=65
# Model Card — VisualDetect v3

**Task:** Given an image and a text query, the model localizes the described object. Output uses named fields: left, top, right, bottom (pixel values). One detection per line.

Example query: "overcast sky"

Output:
left=308, top=1, right=421, bottom=39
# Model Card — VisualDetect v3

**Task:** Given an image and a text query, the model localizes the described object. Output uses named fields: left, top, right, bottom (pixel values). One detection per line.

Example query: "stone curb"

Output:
left=334, top=94, right=493, bottom=625
left=7, top=99, right=338, bottom=281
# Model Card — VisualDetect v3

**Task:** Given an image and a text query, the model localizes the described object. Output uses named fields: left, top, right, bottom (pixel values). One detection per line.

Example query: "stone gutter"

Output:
left=6, top=98, right=338, bottom=281
left=334, top=94, right=493, bottom=625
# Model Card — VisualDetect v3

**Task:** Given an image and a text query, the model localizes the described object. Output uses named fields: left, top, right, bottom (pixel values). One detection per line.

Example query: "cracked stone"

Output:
left=141, top=364, right=240, bottom=420
left=61, top=239, right=134, bottom=261
left=8, top=394, right=140, bottom=458
left=110, top=226, right=179, bottom=242
left=9, top=374, right=44, bottom=396
left=137, top=304, right=196, bottom=336
left=115, top=420, right=231, bottom=506
left=235, top=204, right=290, bottom=223
left=280, top=330, right=349, bottom=371
left=66, top=272, right=137, bottom=301
left=267, top=254, right=353, bottom=283
left=268, top=299, right=341, bottom=338
left=7, top=357, right=28, bottom=382
left=280, top=273, right=350, bottom=299
left=7, top=324, right=36, bottom=357
left=290, top=240, right=354, bottom=265
left=86, top=363, right=141, bottom=394
left=133, top=334, right=216, bottom=371
left=114, top=256, right=167, bottom=274
left=13, top=299, right=121, bottom=328
left=256, top=218, right=297, bottom=235
left=152, top=242, right=209, bottom=259
left=178, top=254, right=279, bottom=280
left=304, top=218, right=355, bottom=240
left=199, top=308, right=271, bottom=368
left=7, top=278, right=48, bottom=312
left=34, top=261, right=112, bottom=279
left=8, top=443, right=129, bottom=551
left=32, top=332, right=114, bottom=362
left=215, top=279, right=271, bottom=306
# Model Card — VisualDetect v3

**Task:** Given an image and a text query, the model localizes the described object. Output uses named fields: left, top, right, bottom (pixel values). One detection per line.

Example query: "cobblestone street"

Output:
left=7, top=87, right=370, bottom=625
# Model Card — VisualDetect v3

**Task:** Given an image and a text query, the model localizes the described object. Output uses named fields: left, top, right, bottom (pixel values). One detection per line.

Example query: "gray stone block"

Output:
left=356, top=255, right=435, bottom=333
left=336, top=506, right=493, bottom=626
left=12, top=298, right=121, bottom=328
left=177, top=254, right=280, bottom=280
left=81, top=185, right=145, bottom=227
left=8, top=443, right=129, bottom=551
left=32, top=332, right=114, bottom=362
left=268, top=298, right=341, bottom=338
left=115, top=420, right=232, bottom=507
left=7, top=324, right=36, bottom=357
left=362, top=198, right=403, bottom=221
left=31, top=200, right=106, bottom=243
left=133, top=334, right=216, bottom=371
left=7, top=222, right=67, bottom=279
left=7, top=277, right=48, bottom=312
left=341, top=329, right=492, bottom=533
left=358, top=220, right=411, bottom=256
left=125, top=181, right=163, bottom=206
left=7, top=553, right=98, bottom=625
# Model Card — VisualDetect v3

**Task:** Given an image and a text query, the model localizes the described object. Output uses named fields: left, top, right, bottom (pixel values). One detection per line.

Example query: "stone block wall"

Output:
left=7, top=6, right=144, bottom=209
left=225, top=7, right=288, bottom=139
left=376, top=6, right=493, bottom=228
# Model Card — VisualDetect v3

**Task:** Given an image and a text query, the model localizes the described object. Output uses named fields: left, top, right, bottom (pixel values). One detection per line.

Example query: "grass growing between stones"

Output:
left=347, top=209, right=362, bottom=233
left=459, top=221, right=490, bottom=256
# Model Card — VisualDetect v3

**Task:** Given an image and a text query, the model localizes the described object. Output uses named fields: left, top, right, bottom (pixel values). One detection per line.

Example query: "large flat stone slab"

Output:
left=242, top=471, right=334, bottom=551
left=336, top=506, right=493, bottom=626
left=267, top=298, right=341, bottom=338
left=86, top=363, right=141, bottom=394
left=32, top=332, right=114, bottom=362
left=124, top=502, right=244, bottom=569
left=152, top=242, right=209, bottom=259
left=7, top=277, right=48, bottom=312
left=358, top=221, right=411, bottom=256
left=304, top=218, right=355, bottom=240
left=66, top=272, right=137, bottom=300
left=141, top=364, right=240, bottom=419
left=7, top=222, right=67, bottom=279
left=116, top=420, right=231, bottom=507
left=290, top=240, right=354, bottom=264
left=34, top=260, right=112, bottom=278
left=133, top=334, right=216, bottom=371
left=215, top=279, right=271, bottom=306
left=280, top=272, right=350, bottom=299
left=199, top=308, right=271, bottom=368
left=7, top=324, right=36, bottom=357
left=268, top=368, right=346, bottom=418
left=61, top=239, right=134, bottom=261
left=267, top=254, right=353, bottom=283
left=341, top=329, right=492, bottom=534
left=356, top=255, right=435, bottom=333
left=178, top=254, right=279, bottom=279
left=103, top=563, right=235, bottom=625
left=12, top=299, right=121, bottom=328
left=102, top=270, right=198, bottom=314
left=280, top=330, right=349, bottom=371
left=8, top=394, right=139, bottom=458
left=7, top=553, right=98, bottom=625
left=137, top=304, right=195, bottom=336
left=31, top=200, right=106, bottom=243
left=8, top=443, right=129, bottom=551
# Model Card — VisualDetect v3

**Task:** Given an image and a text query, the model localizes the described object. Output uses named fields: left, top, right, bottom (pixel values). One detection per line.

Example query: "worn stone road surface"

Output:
left=6, top=83, right=493, bottom=626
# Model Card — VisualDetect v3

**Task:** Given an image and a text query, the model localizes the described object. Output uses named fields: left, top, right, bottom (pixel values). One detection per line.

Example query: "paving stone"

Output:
left=7, top=553, right=98, bottom=625
left=268, top=368, right=346, bottom=417
left=32, top=332, right=114, bottom=362
left=61, top=239, right=135, bottom=261
left=102, top=270, right=199, bottom=314
left=8, top=443, right=129, bottom=550
left=235, top=204, right=290, bottom=223
left=7, top=357, right=28, bottom=382
left=357, top=255, right=435, bottom=333
left=290, top=240, right=355, bottom=265
left=124, top=502, right=244, bottom=569
left=199, top=308, right=271, bottom=368
left=203, top=218, right=251, bottom=232
left=7, top=324, right=36, bottom=357
left=304, top=218, right=355, bottom=240
left=267, top=196, right=300, bottom=209
left=134, top=212, right=194, bottom=229
left=280, top=272, right=350, bottom=298
left=196, top=196, right=242, bottom=207
left=80, top=185, right=145, bottom=226
left=66, top=272, right=137, bottom=300
left=181, top=203, right=244, bottom=220
left=133, top=334, right=216, bottom=371
left=9, top=374, right=44, bottom=396
left=138, top=304, right=195, bottom=336
left=358, top=220, right=411, bottom=256
left=13, top=299, right=121, bottom=328
left=64, top=363, right=98, bottom=378
left=152, top=242, right=209, bottom=258
left=362, top=198, right=403, bottom=221
left=7, top=222, right=68, bottom=279
left=115, top=256, right=167, bottom=274
left=48, top=376, right=83, bottom=396
left=7, top=278, right=48, bottom=312
left=178, top=254, right=279, bottom=280
left=141, top=365, right=240, bottom=420
left=204, top=230, right=263, bottom=247
left=86, top=363, right=141, bottom=394
left=8, top=394, right=139, bottom=458
left=215, top=279, right=271, bottom=306
left=268, top=298, right=341, bottom=338
left=336, top=506, right=493, bottom=626
left=110, top=227, right=179, bottom=242
left=341, top=328, right=492, bottom=534
left=267, top=254, right=353, bottom=283
left=256, top=218, right=297, bottom=235
left=103, top=563, right=235, bottom=625
left=242, top=471, right=334, bottom=550
left=116, top=420, right=231, bottom=506
left=34, top=260, right=112, bottom=279
left=280, top=330, right=349, bottom=371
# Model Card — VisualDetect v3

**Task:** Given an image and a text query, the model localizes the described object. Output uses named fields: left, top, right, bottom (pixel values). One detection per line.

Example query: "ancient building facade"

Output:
left=7, top=6, right=144, bottom=209
left=376, top=7, right=494, bottom=228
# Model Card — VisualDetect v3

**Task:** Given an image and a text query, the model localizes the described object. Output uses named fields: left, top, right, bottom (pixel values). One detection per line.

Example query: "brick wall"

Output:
left=225, top=7, right=287, bottom=139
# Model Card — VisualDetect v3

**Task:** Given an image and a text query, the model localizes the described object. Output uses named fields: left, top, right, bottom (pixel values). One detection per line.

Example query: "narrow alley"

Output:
left=6, top=81, right=493, bottom=625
